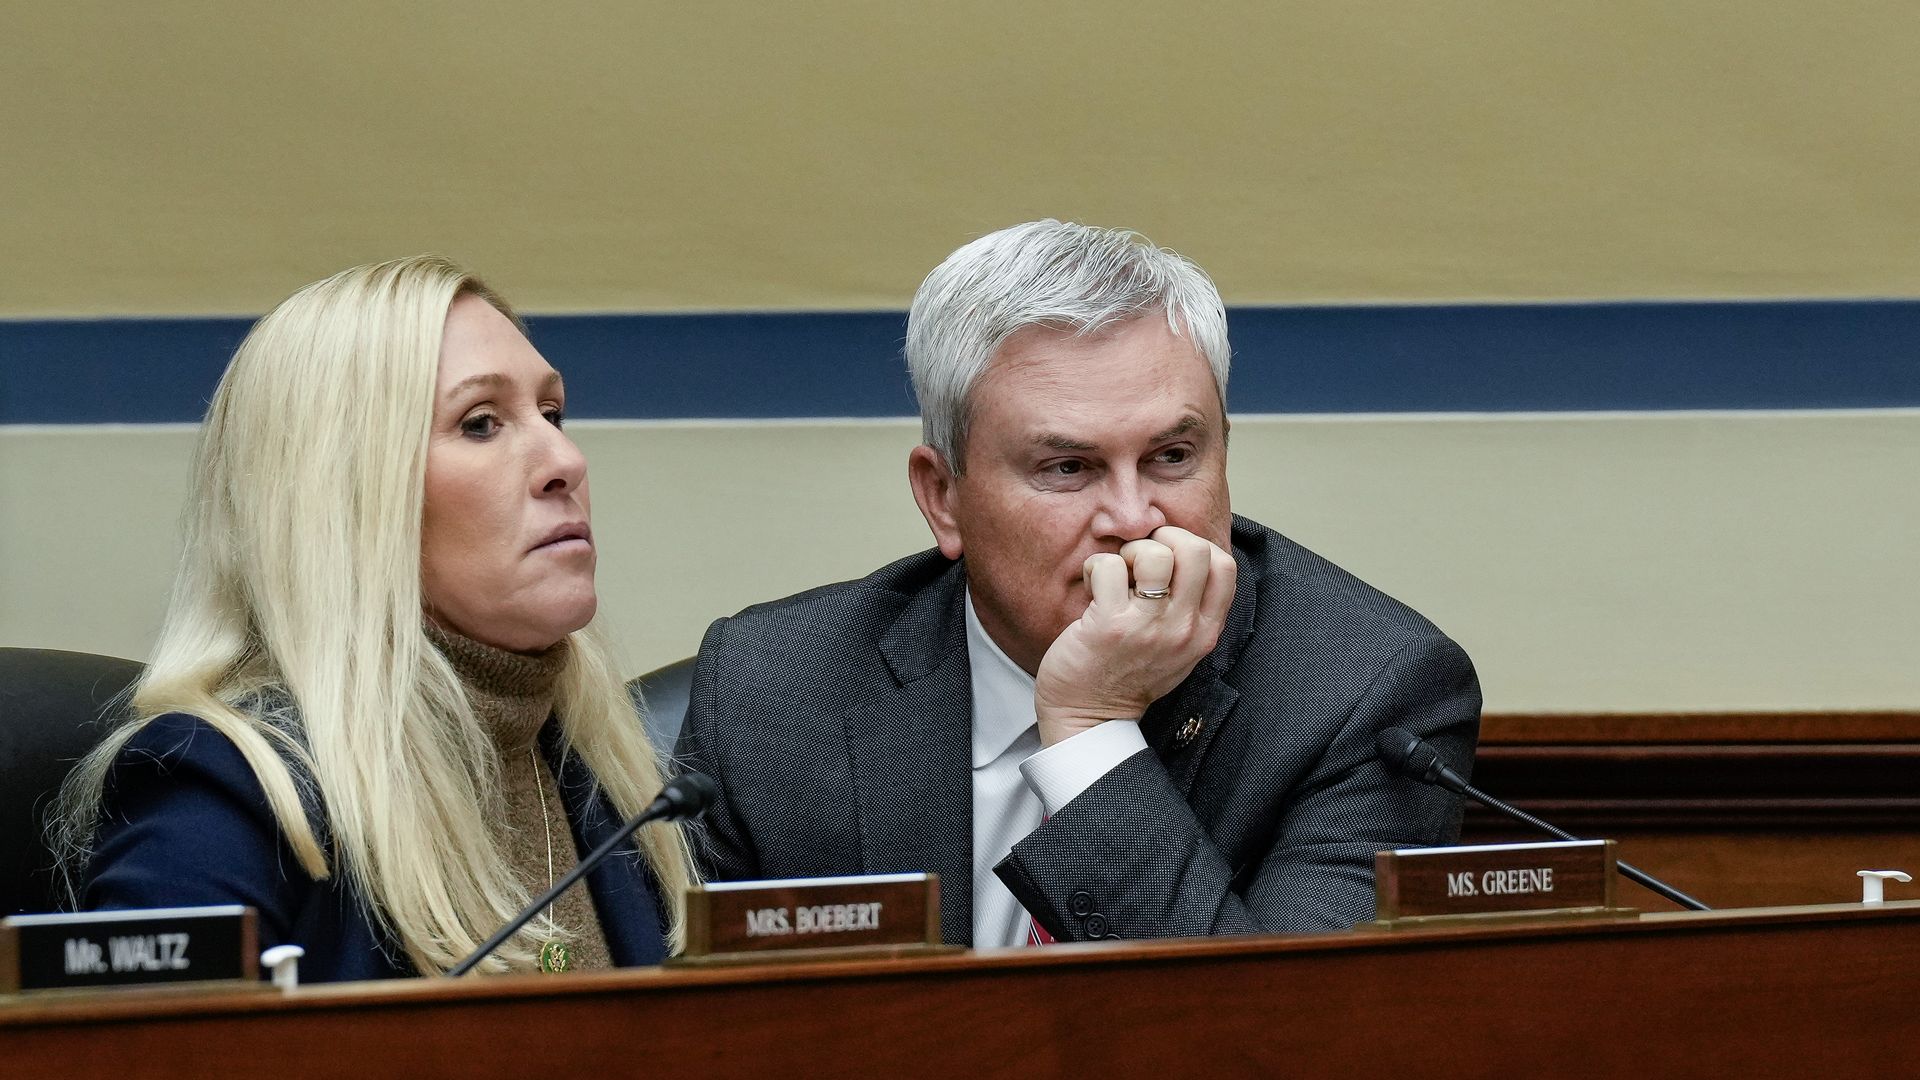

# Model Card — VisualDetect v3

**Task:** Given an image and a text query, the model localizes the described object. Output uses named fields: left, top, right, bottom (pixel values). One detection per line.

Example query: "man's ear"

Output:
left=907, top=444, right=965, bottom=560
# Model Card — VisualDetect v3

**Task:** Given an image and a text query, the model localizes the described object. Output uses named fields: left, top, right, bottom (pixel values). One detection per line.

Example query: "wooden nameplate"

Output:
left=1369, top=839, right=1637, bottom=928
left=674, top=873, right=953, bottom=965
left=2, top=906, right=259, bottom=994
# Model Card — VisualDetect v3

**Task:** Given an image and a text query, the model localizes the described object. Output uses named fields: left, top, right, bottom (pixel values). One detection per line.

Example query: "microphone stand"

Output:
left=1460, top=780, right=1711, bottom=912
left=1379, top=727, right=1711, bottom=913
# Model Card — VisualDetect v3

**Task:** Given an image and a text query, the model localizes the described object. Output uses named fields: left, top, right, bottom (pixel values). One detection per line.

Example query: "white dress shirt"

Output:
left=966, top=590, right=1149, bottom=946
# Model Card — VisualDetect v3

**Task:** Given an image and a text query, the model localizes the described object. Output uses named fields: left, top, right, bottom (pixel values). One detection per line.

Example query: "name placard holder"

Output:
left=1, top=906, right=260, bottom=995
left=674, top=872, right=953, bottom=965
left=1369, top=839, right=1637, bottom=929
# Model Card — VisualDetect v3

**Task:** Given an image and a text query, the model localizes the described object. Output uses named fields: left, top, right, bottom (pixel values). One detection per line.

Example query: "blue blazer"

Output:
left=84, top=712, right=670, bottom=982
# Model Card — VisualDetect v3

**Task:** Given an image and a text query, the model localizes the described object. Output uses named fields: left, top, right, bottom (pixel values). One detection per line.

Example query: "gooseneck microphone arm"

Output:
left=448, top=772, right=720, bottom=977
left=1377, top=728, right=1711, bottom=913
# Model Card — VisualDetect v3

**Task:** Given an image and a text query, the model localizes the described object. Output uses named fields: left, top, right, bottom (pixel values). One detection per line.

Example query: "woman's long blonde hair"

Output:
left=51, top=256, right=694, bottom=972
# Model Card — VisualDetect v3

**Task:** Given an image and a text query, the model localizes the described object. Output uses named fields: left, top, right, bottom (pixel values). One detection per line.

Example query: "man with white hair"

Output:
left=678, top=220, right=1480, bottom=945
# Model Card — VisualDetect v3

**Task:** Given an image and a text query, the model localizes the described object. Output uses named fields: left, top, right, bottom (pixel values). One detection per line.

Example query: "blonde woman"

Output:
left=51, top=256, right=694, bottom=980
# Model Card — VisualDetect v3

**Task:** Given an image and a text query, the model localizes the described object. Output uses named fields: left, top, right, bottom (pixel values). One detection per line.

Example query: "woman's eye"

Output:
left=460, top=413, right=498, bottom=438
left=543, top=406, right=566, bottom=429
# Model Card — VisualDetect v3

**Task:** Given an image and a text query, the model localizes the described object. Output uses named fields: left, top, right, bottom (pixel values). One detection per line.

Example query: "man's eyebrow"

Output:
left=1149, top=415, right=1206, bottom=442
left=1034, top=433, right=1097, bottom=452
left=1029, top=415, right=1209, bottom=452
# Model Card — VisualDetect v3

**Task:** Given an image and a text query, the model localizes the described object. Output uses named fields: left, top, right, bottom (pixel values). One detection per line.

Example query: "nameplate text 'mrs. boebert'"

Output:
left=680, top=873, right=940, bottom=961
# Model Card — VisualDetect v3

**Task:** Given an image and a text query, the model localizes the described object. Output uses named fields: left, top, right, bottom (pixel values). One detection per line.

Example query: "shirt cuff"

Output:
left=1019, top=720, right=1150, bottom=817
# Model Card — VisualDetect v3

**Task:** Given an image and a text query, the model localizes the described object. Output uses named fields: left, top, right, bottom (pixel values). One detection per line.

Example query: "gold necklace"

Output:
left=529, top=749, right=571, bottom=974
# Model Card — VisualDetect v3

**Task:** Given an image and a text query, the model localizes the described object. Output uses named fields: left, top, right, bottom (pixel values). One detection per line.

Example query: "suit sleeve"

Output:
left=994, top=634, right=1480, bottom=939
left=83, top=715, right=309, bottom=948
left=673, top=616, right=761, bottom=882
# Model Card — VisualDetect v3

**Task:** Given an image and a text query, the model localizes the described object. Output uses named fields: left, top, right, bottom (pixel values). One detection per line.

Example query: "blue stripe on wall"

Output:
left=5, top=300, right=1918, bottom=425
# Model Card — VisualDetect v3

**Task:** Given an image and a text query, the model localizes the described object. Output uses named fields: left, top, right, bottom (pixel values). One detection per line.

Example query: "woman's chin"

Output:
left=543, top=593, right=599, bottom=643
left=456, top=593, right=598, bottom=654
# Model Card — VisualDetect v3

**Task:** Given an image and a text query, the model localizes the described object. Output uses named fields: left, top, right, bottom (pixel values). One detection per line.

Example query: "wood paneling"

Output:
left=5, top=904, right=1919, bottom=1079
left=1466, top=712, right=1920, bottom=910
left=1482, top=711, right=1920, bottom=744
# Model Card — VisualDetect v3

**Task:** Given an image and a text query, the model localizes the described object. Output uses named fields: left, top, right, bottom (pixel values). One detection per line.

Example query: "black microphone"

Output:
left=1377, top=728, right=1711, bottom=912
left=448, top=772, right=719, bottom=977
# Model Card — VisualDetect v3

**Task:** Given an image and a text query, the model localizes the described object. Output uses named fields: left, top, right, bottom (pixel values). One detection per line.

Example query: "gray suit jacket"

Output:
left=677, top=516, right=1480, bottom=944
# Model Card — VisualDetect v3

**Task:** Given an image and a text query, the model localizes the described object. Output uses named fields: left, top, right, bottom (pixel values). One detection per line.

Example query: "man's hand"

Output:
left=1032, top=526, right=1237, bottom=747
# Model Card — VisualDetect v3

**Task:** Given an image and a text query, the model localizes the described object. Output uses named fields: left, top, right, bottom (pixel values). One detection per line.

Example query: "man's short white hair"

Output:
left=905, top=219, right=1231, bottom=471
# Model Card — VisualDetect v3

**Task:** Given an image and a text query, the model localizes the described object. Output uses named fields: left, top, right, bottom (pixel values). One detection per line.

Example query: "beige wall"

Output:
left=6, top=4, right=1915, bottom=714
left=5, top=2, right=1920, bottom=316
left=7, top=413, right=1916, bottom=711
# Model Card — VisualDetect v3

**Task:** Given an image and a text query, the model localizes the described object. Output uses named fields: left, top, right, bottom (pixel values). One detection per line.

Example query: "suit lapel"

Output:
left=834, top=523, right=1265, bottom=944
left=1144, top=529, right=1261, bottom=792
left=841, top=563, right=976, bottom=945
left=1143, top=670, right=1241, bottom=793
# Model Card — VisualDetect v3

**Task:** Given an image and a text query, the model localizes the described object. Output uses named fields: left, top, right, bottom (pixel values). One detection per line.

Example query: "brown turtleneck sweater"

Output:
left=427, top=624, right=612, bottom=973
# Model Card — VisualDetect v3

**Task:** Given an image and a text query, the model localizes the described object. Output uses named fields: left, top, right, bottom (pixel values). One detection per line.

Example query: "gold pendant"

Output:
left=538, top=939, right=571, bottom=973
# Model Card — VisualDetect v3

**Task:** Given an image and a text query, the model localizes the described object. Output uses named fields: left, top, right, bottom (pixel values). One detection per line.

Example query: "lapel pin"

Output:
left=1174, top=714, right=1204, bottom=748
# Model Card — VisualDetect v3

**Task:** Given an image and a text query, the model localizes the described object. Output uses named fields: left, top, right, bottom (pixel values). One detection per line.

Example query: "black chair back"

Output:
left=0, top=647, right=143, bottom=916
left=4, top=649, right=688, bottom=915
left=629, top=656, right=694, bottom=758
